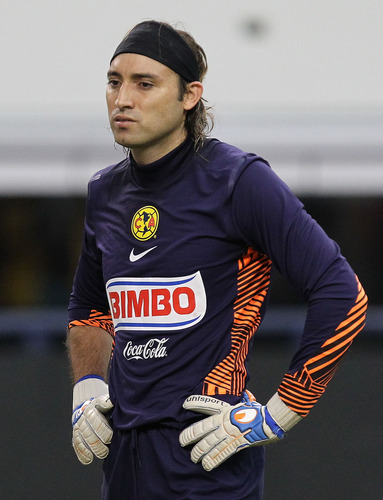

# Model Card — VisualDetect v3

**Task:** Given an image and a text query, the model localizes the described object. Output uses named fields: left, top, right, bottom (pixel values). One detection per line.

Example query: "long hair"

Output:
left=176, top=28, right=214, bottom=151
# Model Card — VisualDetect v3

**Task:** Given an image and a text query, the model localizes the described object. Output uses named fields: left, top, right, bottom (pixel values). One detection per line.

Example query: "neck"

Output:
left=129, top=135, right=195, bottom=190
left=130, top=129, right=188, bottom=165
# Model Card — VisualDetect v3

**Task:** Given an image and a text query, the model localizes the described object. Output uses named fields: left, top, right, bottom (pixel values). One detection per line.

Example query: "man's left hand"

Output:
left=179, top=391, right=284, bottom=471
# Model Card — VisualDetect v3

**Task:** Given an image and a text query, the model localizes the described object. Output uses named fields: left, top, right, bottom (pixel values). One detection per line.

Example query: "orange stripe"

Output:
left=278, top=278, right=367, bottom=416
left=203, top=248, right=271, bottom=396
left=322, top=303, right=367, bottom=346
left=68, top=309, right=115, bottom=339
left=306, top=331, right=357, bottom=369
left=305, top=313, right=366, bottom=370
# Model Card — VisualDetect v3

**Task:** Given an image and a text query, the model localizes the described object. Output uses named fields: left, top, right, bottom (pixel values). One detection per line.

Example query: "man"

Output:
left=67, top=20, right=368, bottom=500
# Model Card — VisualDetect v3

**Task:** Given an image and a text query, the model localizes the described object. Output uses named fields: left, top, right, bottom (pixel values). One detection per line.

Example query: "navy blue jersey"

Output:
left=68, top=137, right=367, bottom=429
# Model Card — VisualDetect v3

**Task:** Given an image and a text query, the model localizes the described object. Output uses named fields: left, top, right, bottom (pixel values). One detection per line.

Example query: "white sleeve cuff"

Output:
left=266, top=392, right=302, bottom=432
left=72, top=376, right=109, bottom=410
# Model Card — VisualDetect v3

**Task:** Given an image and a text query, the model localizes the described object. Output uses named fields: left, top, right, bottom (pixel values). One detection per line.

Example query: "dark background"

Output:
left=0, top=195, right=382, bottom=499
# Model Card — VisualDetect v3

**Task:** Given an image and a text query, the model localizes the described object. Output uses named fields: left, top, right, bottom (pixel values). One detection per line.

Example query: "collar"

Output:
left=130, top=138, right=195, bottom=189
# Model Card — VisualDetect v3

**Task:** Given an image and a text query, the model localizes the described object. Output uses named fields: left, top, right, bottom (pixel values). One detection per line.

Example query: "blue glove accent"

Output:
left=229, top=391, right=284, bottom=443
left=72, top=399, right=95, bottom=426
left=264, top=406, right=284, bottom=439
left=229, top=403, right=269, bottom=443
left=75, top=374, right=105, bottom=384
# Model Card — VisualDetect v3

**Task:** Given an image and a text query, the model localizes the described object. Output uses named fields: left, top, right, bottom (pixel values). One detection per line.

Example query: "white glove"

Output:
left=72, top=376, right=114, bottom=465
left=179, top=391, right=288, bottom=471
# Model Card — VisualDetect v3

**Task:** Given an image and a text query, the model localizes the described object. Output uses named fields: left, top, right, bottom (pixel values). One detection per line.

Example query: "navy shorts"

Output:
left=101, top=425, right=265, bottom=499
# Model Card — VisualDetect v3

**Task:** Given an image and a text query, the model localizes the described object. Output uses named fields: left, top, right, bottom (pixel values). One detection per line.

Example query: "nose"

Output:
left=115, top=84, right=134, bottom=109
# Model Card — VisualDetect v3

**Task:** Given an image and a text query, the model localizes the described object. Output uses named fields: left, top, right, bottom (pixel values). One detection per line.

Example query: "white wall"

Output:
left=1, top=1, right=382, bottom=195
left=1, top=0, right=382, bottom=115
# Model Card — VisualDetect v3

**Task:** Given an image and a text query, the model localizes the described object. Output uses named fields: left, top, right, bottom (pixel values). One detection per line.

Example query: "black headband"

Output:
left=110, top=21, right=200, bottom=82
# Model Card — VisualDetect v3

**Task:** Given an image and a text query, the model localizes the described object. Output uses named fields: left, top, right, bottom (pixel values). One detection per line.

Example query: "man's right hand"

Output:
left=71, top=375, right=114, bottom=465
left=72, top=394, right=113, bottom=464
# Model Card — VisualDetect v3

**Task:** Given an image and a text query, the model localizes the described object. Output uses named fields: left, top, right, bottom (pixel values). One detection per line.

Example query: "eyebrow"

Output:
left=107, top=70, right=122, bottom=79
left=107, top=70, right=161, bottom=81
left=133, top=72, right=160, bottom=80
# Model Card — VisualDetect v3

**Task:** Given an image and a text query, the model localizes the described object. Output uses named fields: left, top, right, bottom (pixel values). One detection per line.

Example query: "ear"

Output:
left=183, top=81, right=204, bottom=111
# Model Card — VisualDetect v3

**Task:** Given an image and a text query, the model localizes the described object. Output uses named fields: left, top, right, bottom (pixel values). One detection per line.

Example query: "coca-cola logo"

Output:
left=123, top=338, right=169, bottom=361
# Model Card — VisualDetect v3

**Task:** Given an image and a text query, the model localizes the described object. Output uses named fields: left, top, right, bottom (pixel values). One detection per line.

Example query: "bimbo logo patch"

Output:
left=106, top=272, right=206, bottom=331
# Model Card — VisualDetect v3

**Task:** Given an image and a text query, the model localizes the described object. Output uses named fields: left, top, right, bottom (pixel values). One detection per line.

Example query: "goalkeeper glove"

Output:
left=72, top=375, right=114, bottom=465
left=180, top=391, right=300, bottom=471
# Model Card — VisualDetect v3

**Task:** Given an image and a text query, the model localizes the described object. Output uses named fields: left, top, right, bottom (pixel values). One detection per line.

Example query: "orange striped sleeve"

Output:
left=278, top=278, right=368, bottom=416
left=203, top=247, right=272, bottom=396
left=68, top=309, right=115, bottom=339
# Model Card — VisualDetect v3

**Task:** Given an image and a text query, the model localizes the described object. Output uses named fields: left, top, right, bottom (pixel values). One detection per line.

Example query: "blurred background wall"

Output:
left=0, top=1, right=382, bottom=498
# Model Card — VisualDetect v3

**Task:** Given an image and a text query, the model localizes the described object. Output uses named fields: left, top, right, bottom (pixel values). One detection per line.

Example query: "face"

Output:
left=106, top=53, right=194, bottom=164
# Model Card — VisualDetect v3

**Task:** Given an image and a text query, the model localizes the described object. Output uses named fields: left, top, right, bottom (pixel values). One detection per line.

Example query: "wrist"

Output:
left=266, top=393, right=302, bottom=432
left=72, top=375, right=109, bottom=410
left=264, top=407, right=284, bottom=439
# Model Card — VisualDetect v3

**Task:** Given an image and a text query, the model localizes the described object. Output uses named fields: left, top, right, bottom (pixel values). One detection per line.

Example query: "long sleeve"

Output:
left=232, top=159, right=368, bottom=416
left=68, top=181, right=114, bottom=338
left=278, top=278, right=367, bottom=415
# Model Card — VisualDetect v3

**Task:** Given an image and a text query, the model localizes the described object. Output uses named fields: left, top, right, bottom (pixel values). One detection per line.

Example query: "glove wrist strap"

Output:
left=266, top=393, right=302, bottom=432
left=73, top=375, right=109, bottom=410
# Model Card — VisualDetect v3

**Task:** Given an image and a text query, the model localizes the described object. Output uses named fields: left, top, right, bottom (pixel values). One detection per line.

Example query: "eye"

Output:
left=139, top=81, right=154, bottom=89
left=107, top=79, right=120, bottom=88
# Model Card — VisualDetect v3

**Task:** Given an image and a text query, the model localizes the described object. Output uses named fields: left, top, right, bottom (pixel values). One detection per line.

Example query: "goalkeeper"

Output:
left=67, top=20, right=368, bottom=500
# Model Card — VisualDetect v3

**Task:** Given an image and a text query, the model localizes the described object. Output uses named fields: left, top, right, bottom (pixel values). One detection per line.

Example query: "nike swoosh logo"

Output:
left=129, top=246, right=157, bottom=262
